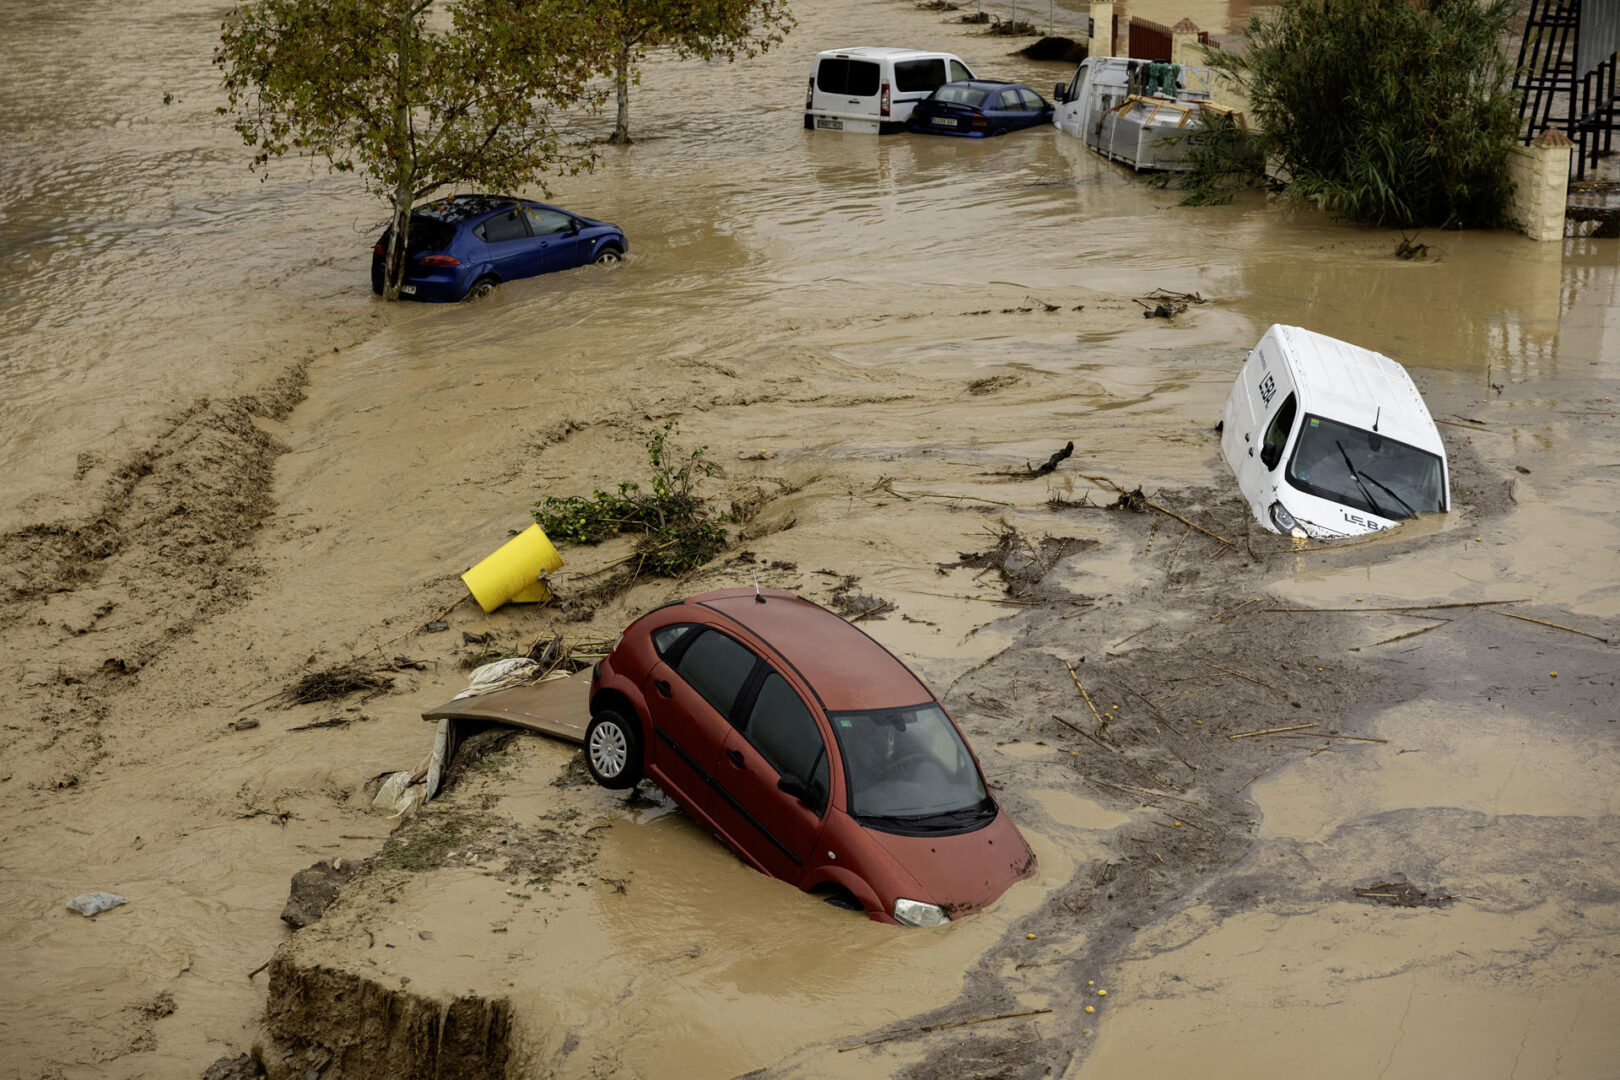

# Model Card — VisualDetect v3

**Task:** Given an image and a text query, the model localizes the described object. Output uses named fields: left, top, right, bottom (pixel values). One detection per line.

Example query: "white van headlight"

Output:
left=893, top=898, right=949, bottom=927
left=1268, top=502, right=1308, bottom=540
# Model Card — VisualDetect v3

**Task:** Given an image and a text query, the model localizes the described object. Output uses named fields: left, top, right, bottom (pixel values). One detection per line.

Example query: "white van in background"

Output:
left=1220, top=325, right=1450, bottom=539
left=805, top=48, right=976, bottom=133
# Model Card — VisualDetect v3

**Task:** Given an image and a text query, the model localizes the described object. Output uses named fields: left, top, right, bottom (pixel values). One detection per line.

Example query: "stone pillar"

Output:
left=1507, top=128, right=1573, bottom=241
left=1089, top=1, right=1114, bottom=56
left=1170, top=18, right=1200, bottom=66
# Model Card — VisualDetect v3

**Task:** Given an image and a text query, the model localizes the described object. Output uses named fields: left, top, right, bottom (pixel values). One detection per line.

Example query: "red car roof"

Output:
left=689, top=589, right=930, bottom=712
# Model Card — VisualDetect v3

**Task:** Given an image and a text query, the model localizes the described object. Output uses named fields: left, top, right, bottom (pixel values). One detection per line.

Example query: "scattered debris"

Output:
left=1134, top=288, right=1207, bottom=319
left=1082, top=475, right=1232, bottom=545
left=281, top=858, right=361, bottom=928
left=1023, top=440, right=1075, bottom=476
left=1394, top=233, right=1430, bottom=260
left=280, top=660, right=395, bottom=707
left=462, top=631, right=492, bottom=645
left=947, top=522, right=1095, bottom=601
left=66, top=891, right=127, bottom=917
left=1352, top=880, right=1454, bottom=908
left=827, top=576, right=897, bottom=622
left=736, top=448, right=778, bottom=461
left=967, top=374, right=1021, bottom=396
left=287, top=715, right=358, bottom=732
left=423, top=620, right=449, bottom=633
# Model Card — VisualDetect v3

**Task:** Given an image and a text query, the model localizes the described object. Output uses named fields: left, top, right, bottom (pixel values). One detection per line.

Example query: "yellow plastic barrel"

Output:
left=461, top=524, right=564, bottom=613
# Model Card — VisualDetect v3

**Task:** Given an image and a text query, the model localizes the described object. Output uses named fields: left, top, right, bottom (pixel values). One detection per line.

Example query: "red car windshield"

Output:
left=829, top=703, right=992, bottom=826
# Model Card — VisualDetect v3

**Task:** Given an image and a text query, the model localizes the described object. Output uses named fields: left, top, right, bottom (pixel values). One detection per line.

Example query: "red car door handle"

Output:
left=654, top=679, right=673, bottom=698
left=725, top=748, right=745, bottom=768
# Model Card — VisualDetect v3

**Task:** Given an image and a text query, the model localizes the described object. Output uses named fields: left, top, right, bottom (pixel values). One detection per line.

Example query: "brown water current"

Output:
left=3, top=0, right=1619, bottom=1077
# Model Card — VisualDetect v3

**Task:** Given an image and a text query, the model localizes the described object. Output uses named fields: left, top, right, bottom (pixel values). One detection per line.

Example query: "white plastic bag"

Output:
left=67, top=892, right=127, bottom=917
left=453, top=658, right=542, bottom=699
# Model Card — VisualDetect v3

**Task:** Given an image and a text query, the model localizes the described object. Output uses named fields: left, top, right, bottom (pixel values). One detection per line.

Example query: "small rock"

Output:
left=67, top=891, right=127, bottom=916
left=203, top=1052, right=266, bottom=1080
left=418, top=930, right=434, bottom=940
left=281, top=859, right=362, bottom=928
left=461, top=631, right=492, bottom=645
left=424, top=620, right=449, bottom=633
left=232, top=718, right=260, bottom=731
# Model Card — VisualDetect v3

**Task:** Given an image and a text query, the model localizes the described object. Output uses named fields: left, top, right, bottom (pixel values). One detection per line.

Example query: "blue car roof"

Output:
left=413, top=194, right=537, bottom=223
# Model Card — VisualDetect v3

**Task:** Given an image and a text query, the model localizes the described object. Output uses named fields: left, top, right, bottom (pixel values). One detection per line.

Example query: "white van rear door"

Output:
left=812, top=56, right=882, bottom=126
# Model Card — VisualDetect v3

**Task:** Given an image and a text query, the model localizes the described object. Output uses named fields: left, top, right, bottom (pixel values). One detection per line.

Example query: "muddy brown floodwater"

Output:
left=3, top=0, right=1618, bottom=1078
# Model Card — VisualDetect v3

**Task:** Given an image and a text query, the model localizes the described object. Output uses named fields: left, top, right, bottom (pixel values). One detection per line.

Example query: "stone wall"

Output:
left=1506, top=129, right=1574, bottom=241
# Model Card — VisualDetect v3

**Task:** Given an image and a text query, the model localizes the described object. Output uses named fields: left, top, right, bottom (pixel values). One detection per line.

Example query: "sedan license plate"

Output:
left=400, top=284, right=417, bottom=295
left=930, top=116, right=958, bottom=127
left=816, top=117, right=844, bottom=130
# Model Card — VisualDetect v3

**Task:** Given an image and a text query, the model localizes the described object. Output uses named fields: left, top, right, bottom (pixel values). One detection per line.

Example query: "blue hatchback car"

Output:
left=907, top=80, right=1054, bottom=137
left=370, top=194, right=627, bottom=302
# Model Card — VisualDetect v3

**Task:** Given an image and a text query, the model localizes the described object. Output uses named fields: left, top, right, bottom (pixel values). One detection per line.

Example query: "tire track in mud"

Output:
left=0, top=355, right=314, bottom=789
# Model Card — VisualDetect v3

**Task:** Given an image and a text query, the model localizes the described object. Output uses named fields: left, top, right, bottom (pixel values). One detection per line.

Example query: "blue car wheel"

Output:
left=463, top=276, right=499, bottom=301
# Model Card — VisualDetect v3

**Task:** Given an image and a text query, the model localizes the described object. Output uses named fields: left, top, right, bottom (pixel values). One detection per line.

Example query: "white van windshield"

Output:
left=1286, top=414, right=1446, bottom=520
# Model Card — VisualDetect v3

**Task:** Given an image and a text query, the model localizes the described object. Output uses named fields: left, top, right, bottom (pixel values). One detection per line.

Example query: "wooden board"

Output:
left=419, top=668, right=592, bottom=745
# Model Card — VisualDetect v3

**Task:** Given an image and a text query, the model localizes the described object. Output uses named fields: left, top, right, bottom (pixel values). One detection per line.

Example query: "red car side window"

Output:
left=744, top=673, right=830, bottom=812
left=671, top=630, right=758, bottom=720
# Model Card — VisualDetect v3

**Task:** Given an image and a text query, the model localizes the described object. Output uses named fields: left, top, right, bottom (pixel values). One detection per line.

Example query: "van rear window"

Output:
left=817, top=58, right=880, bottom=97
left=894, top=58, right=948, bottom=93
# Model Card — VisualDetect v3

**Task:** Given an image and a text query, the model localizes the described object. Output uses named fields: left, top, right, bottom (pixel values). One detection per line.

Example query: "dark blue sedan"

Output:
left=371, top=194, right=626, bottom=302
left=906, top=80, right=1053, bottom=137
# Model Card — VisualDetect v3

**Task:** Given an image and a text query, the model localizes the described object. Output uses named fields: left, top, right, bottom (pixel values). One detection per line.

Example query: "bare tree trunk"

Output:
left=610, top=44, right=632, bottom=144
left=384, top=0, right=415, bottom=300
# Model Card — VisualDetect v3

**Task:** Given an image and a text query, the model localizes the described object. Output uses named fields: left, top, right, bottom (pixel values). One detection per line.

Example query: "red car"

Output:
left=586, top=588, right=1036, bottom=925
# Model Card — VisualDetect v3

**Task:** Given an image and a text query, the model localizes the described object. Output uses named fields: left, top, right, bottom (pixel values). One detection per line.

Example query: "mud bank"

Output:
left=266, top=958, right=515, bottom=1080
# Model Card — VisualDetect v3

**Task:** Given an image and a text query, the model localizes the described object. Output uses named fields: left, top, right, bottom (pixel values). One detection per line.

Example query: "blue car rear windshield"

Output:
left=935, top=86, right=988, bottom=106
left=380, top=219, right=455, bottom=255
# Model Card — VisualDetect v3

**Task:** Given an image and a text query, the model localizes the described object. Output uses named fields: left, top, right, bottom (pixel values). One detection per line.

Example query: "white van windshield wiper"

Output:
left=1335, top=440, right=1391, bottom=519
left=1359, top=469, right=1417, bottom=518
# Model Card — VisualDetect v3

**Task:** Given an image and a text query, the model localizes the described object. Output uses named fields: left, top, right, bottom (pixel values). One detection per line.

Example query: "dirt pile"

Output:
left=0, top=356, right=313, bottom=789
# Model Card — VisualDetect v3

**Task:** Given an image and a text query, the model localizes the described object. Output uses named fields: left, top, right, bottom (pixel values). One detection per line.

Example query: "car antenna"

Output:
left=1373, top=406, right=1381, bottom=432
left=754, top=572, right=766, bottom=603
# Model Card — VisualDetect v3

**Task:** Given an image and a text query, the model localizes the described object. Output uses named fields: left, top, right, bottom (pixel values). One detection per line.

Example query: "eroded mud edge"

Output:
left=265, top=956, right=517, bottom=1080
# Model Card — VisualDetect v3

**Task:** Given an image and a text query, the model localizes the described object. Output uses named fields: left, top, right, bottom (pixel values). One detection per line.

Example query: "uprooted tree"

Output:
left=1208, top=0, right=1520, bottom=228
left=595, top=0, right=794, bottom=144
left=216, top=0, right=604, bottom=300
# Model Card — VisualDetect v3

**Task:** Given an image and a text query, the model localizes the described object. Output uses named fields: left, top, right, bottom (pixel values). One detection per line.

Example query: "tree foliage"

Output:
left=215, top=0, right=603, bottom=298
left=1210, top=0, right=1520, bottom=228
left=596, top=0, right=794, bottom=144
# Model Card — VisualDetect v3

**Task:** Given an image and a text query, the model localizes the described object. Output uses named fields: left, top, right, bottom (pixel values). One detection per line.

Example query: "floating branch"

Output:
left=1493, top=610, right=1612, bottom=644
left=1228, top=722, right=1319, bottom=739
left=1080, top=474, right=1232, bottom=545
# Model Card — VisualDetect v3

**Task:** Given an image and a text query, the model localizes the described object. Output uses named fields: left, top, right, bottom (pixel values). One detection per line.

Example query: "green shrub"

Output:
left=1211, top=0, right=1520, bottom=228
left=533, top=422, right=727, bottom=578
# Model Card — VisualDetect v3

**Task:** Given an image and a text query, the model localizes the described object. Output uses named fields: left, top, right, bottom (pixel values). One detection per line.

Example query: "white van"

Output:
left=1219, top=325, right=1450, bottom=539
left=805, top=48, right=976, bottom=134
